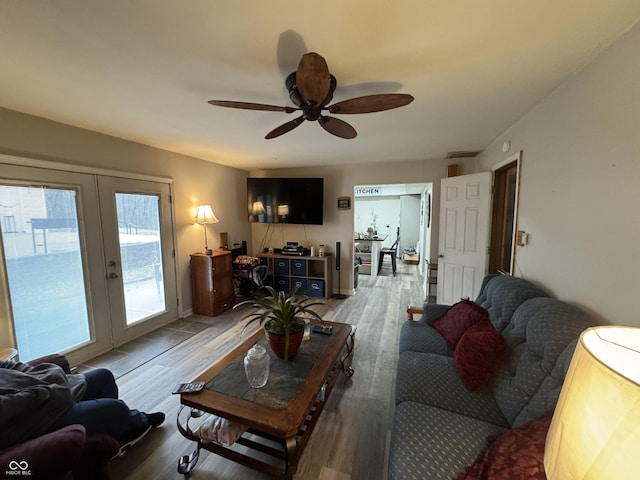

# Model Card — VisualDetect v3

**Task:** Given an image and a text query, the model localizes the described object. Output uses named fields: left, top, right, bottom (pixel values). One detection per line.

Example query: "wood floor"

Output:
left=107, top=262, right=424, bottom=480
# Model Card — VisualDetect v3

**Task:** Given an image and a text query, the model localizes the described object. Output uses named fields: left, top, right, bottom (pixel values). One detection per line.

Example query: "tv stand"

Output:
left=257, top=253, right=333, bottom=298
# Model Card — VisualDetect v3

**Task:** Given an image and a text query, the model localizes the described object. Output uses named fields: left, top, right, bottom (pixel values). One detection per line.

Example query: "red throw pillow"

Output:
left=454, top=319, right=506, bottom=391
left=454, top=413, right=552, bottom=480
left=431, top=300, right=489, bottom=350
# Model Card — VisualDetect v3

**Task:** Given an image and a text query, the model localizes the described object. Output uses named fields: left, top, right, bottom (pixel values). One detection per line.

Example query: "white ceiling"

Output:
left=1, top=1, right=639, bottom=170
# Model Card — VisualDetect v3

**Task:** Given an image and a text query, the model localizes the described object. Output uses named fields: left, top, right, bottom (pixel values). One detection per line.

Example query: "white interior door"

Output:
left=437, top=172, right=492, bottom=304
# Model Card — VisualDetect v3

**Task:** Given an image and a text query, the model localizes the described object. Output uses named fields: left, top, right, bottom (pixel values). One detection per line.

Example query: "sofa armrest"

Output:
left=28, top=353, right=72, bottom=374
left=407, top=304, right=454, bottom=322
left=406, top=306, right=424, bottom=320
left=422, top=304, right=453, bottom=323
left=0, top=424, right=86, bottom=478
left=73, top=434, right=120, bottom=480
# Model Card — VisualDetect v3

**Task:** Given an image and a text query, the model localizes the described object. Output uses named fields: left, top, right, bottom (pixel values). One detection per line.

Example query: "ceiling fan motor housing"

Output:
left=285, top=72, right=337, bottom=108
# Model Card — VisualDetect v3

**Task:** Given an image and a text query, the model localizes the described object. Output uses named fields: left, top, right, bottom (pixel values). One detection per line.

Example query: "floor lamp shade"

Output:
left=544, top=326, right=640, bottom=479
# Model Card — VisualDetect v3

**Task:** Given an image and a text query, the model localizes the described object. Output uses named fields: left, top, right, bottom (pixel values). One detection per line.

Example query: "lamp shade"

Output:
left=544, top=326, right=640, bottom=479
left=194, top=205, right=219, bottom=225
left=250, top=201, right=266, bottom=216
left=277, top=204, right=289, bottom=216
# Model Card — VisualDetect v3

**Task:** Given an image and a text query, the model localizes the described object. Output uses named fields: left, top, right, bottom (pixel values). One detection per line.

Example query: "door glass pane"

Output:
left=115, top=193, right=166, bottom=324
left=0, top=185, right=90, bottom=361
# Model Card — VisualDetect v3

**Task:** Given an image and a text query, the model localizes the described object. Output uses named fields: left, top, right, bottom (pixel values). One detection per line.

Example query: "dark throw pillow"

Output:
left=431, top=299, right=489, bottom=350
left=454, top=319, right=506, bottom=391
left=454, top=413, right=553, bottom=480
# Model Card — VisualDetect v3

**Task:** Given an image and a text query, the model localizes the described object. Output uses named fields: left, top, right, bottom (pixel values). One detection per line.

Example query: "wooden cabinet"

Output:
left=190, top=251, right=234, bottom=316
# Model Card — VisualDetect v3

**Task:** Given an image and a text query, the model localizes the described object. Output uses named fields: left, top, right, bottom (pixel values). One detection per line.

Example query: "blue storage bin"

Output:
left=274, top=276, right=290, bottom=293
left=307, top=279, right=324, bottom=297
left=291, top=277, right=307, bottom=292
left=274, top=258, right=290, bottom=276
left=291, top=259, right=307, bottom=277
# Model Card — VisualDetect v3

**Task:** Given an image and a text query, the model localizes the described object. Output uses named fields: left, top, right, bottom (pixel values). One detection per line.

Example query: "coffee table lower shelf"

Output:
left=177, top=327, right=355, bottom=479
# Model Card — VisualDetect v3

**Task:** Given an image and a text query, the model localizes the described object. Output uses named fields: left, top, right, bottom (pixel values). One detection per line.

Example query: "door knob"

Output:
left=438, top=254, right=444, bottom=258
left=108, top=261, right=116, bottom=267
left=109, top=273, right=119, bottom=279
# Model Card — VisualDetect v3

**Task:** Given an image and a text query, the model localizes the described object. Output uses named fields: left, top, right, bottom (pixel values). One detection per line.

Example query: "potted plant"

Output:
left=369, top=208, right=378, bottom=236
left=234, top=285, right=325, bottom=361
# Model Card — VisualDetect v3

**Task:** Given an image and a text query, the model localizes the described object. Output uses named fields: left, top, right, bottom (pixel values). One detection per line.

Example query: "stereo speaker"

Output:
left=332, top=241, right=346, bottom=299
left=241, top=240, right=247, bottom=255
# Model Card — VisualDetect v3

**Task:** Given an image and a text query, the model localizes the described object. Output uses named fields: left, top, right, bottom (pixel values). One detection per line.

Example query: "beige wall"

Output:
left=0, top=107, right=251, bottom=316
left=0, top=105, right=460, bottom=319
left=249, top=158, right=467, bottom=294
left=476, top=22, right=640, bottom=326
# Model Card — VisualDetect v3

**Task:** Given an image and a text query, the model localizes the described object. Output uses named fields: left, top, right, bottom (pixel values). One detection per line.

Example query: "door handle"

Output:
left=438, top=254, right=444, bottom=258
left=109, top=273, right=119, bottom=279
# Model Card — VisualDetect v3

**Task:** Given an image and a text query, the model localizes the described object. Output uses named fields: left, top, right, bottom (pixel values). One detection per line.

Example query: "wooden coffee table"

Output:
left=177, top=320, right=355, bottom=479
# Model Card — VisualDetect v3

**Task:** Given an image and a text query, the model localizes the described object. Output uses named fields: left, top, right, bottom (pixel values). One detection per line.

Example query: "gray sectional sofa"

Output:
left=388, top=274, right=597, bottom=480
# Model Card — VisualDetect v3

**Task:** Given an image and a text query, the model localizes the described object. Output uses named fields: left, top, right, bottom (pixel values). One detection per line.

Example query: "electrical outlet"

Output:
left=516, top=230, right=528, bottom=247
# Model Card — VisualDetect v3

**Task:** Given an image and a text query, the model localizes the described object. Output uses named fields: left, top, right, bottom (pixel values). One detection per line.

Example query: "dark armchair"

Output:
left=0, top=354, right=119, bottom=480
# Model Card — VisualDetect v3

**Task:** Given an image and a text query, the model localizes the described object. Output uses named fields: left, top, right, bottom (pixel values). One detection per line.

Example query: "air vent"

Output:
left=445, top=150, right=482, bottom=159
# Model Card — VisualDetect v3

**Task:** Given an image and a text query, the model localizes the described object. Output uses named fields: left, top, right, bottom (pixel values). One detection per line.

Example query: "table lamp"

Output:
left=544, top=326, right=640, bottom=478
left=194, top=205, right=218, bottom=255
left=277, top=204, right=289, bottom=222
left=249, top=201, right=266, bottom=221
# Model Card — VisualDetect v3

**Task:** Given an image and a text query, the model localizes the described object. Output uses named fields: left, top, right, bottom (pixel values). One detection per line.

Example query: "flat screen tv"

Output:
left=247, top=177, right=324, bottom=225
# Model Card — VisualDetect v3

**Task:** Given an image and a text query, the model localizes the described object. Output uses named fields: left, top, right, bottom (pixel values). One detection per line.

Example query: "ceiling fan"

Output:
left=208, top=52, right=414, bottom=139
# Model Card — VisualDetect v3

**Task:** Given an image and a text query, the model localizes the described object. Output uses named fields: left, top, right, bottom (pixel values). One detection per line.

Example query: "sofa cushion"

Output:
left=454, top=413, right=552, bottom=480
left=474, top=275, right=549, bottom=332
left=389, top=401, right=508, bottom=480
left=399, top=318, right=451, bottom=356
left=511, top=340, right=577, bottom=427
left=489, top=297, right=596, bottom=426
left=454, top=319, right=506, bottom=391
left=431, top=300, right=489, bottom=350
left=395, top=351, right=509, bottom=427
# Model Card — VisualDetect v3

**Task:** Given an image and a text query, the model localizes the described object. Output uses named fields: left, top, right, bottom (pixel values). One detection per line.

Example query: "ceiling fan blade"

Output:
left=208, top=100, right=298, bottom=113
left=319, top=116, right=357, bottom=139
left=265, top=116, right=305, bottom=139
left=327, top=93, right=414, bottom=114
left=296, top=52, right=331, bottom=106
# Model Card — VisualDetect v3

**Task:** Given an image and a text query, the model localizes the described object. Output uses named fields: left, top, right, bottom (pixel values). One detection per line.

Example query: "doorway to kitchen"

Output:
left=353, top=183, right=432, bottom=294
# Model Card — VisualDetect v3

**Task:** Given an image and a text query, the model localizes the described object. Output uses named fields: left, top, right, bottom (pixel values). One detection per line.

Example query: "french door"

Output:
left=0, top=163, right=177, bottom=363
left=97, top=176, right=177, bottom=346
